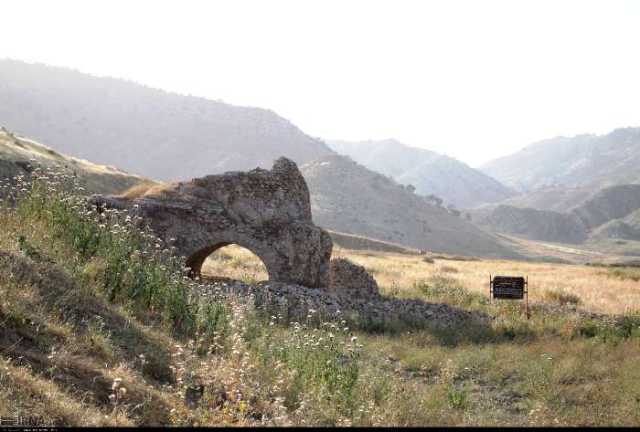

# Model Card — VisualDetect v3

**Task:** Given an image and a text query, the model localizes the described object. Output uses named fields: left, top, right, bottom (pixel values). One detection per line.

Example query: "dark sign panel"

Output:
left=492, top=276, right=525, bottom=299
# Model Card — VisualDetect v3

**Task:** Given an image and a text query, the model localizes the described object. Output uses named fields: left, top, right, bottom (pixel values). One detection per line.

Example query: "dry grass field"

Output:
left=199, top=244, right=640, bottom=426
left=205, top=245, right=640, bottom=315
left=335, top=249, right=640, bottom=315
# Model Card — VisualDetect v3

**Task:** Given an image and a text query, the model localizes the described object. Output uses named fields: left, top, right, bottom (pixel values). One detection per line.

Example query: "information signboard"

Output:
left=489, top=275, right=530, bottom=318
left=492, top=276, right=525, bottom=299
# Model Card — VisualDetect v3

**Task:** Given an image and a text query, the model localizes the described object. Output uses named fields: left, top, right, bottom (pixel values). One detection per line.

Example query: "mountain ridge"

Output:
left=326, top=138, right=516, bottom=209
left=480, top=127, right=640, bottom=193
left=0, top=59, right=334, bottom=181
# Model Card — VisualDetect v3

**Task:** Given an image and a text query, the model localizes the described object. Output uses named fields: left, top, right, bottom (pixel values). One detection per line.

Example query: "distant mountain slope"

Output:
left=476, top=184, right=640, bottom=248
left=480, top=127, right=640, bottom=193
left=326, top=139, right=515, bottom=209
left=571, top=184, right=640, bottom=230
left=327, top=230, right=419, bottom=255
left=474, top=205, right=588, bottom=244
left=493, top=185, right=596, bottom=213
left=0, top=59, right=333, bottom=181
left=0, top=127, right=150, bottom=195
left=301, top=154, right=521, bottom=259
left=590, top=210, right=640, bottom=242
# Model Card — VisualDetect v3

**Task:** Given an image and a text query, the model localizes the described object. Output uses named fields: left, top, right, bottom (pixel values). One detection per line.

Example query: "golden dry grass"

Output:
left=331, top=248, right=640, bottom=315
left=200, top=244, right=640, bottom=315
left=201, top=245, right=268, bottom=283
left=194, top=244, right=640, bottom=426
left=116, top=181, right=168, bottom=199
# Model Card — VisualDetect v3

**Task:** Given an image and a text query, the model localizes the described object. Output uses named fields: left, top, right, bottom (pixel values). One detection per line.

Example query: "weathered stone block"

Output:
left=328, top=258, right=380, bottom=298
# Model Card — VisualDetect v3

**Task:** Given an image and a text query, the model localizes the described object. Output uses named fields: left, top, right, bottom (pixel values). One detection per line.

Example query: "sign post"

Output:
left=489, top=275, right=529, bottom=319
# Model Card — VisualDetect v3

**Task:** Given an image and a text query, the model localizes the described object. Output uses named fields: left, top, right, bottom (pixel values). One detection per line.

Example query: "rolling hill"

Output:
left=473, top=205, right=589, bottom=244
left=326, top=139, right=516, bottom=209
left=490, top=185, right=596, bottom=213
left=475, top=184, right=640, bottom=255
left=0, top=59, right=334, bottom=181
left=590, top=209, right=640, bottom=242
left=0, top=127, right=150, bottom=195
left=301, top=154, right=521, bottom=259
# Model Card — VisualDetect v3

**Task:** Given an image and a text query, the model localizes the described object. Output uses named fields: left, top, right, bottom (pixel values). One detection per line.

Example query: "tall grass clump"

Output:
left=245, top=310, right=364, bottom=424
left=543, top=288, right=581, bottom=306
left=414, top=274, right=487, bottom=308
left=605, top=267, right=640, bottom=282
left=576, top=315, right=640, bottom=341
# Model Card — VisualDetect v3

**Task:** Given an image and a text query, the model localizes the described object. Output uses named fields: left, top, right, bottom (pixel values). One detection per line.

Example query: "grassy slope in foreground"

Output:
left=1, top=170, right=640, bottom=426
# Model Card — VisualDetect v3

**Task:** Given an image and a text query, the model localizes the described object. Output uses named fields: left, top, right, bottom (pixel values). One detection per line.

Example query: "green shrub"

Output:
left=575, top=315, right=640, bottom=341
left=196, top=301, right=229, bottom=355
left=446, top=386, right=468, bottom=410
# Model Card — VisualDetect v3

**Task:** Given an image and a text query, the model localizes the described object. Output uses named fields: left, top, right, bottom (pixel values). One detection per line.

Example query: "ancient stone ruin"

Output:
left=86, top=157, right=487, bottom=326
left=328, top=258, right=380, bottom=299
left=92, top=157, right=333, bottom=288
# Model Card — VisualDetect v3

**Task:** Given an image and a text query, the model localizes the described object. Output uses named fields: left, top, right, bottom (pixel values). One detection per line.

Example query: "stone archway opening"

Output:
left=195, top=243, right=269, bottom=285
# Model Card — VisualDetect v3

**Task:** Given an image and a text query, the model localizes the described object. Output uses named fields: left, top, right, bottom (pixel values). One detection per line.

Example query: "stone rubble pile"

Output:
left=198, top=277, right=485, bottom=330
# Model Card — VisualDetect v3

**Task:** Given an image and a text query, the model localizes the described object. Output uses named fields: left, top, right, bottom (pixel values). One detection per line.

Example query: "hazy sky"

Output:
left=2, top=0, right=639, bottom=166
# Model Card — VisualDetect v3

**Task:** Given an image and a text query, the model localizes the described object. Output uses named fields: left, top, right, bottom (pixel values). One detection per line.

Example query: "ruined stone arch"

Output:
left=92, top=158, right=333, bottom=288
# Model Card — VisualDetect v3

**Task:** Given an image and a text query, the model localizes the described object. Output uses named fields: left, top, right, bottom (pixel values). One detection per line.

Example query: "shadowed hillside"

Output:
left=590, top=211, right=640, bottom=242
left=475, top=184, right=640, bottom=253
left=572, top=184, right=640, bottom=230
left=474, top=205, right=588, bottom=244
left=492, top=185, right=596, bottom=213
left=0, top=59, right=334, bottom=181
